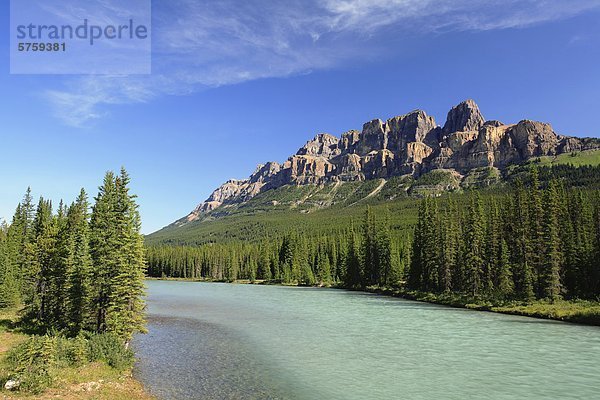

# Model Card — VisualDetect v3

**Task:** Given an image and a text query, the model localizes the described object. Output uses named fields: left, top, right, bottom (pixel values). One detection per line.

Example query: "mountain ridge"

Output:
left=177, top=100, right=600, bottom=226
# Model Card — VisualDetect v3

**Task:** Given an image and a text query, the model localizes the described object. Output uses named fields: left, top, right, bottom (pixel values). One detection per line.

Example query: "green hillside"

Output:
left=146, top=167, right=506, bottom=246
left=145, top=179, right=422, bottom=246
left=145, top=161, right=600, bottom=246
left=529, top=148, right=600, bottom=167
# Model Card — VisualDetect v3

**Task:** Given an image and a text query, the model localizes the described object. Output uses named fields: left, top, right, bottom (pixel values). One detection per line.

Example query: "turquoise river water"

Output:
left=132, top=280, right=600, bottom=399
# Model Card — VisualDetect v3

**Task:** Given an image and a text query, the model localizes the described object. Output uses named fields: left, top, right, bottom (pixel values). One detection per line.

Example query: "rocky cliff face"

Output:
left=183, top=100, right=599, bottom=223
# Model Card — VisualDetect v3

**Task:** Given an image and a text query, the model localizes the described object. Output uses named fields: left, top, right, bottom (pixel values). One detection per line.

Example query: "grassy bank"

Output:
left=0, top=308, right=153, bottom=400
left=148, top=277, right=600, bottom=326
left=367, top=287, right=600, bottom=326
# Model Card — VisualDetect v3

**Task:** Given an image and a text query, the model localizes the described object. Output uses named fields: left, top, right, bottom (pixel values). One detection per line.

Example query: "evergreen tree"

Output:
left=257, top=242, right=272, bottom=280
left=541, top=180, right=562, bottom=301
left=90, top=169, right=147, bottom=342
left=528, top=167, right=544, bottom=297
left=511, top=180, right=535, bottom=300
left=90, top=172, right=118, bottom=334
left=105, top=169, right=147, bottom=342
left=496, top=239, right=514, bottom=297
left=65, top=189, right=94, bottom=334
left=438, top=199, right=458, bottom=292
left=408, top=199, right=426, bottom=290
left=0, top=222, right=20, bottom=308
left=463, top=193, right=485, bottom=296
left=377, top=208, right=393, bottom=287
left=26, top=198, right=56, bottom=325
left=316, top=245, right=332, bottom=285
left=344, top=225, right=362, bottom=288
left=361, top=206, right=378, bottom=286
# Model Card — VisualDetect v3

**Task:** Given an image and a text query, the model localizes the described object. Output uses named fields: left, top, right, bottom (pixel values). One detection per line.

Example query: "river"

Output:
left=133, top=280, right=600, bottom=399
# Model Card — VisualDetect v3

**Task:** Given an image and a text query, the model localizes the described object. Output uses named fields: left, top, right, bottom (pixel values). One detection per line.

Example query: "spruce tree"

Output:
left=316, top=245, right=332, bottom=285
left=377, top=208, right=393, bottom=287
left=496, top=239, right=514, bottom=297
left=65, top=189, right=93, bottom=334
left=90, top=169, right=147, bottom=342
left=361, top=206, right=378, bottom=286
left=25, top=198, right=56, bottom=325
left=408, top=199, right=426, bottom=290
left=438, top=199, right=458, bottom=292
left=90, top=172, right=118, bottom=334
left=344, top=224, right=362, bottom=288
left=106, top=169, right=147, bottom=342
left=511, top=180, right=534, bottom=300
left=528, top=167, right=544, bottom=297
left=0, top=222, right=20, bottom=308
left=463, top=193, right=485, bottom=296
left=541, top=180, right=562, bottom=301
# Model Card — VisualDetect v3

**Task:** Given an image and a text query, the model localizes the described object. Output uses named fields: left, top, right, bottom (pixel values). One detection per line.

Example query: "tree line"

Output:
left=0, top=169, right=146, bottom=342
left=146, top=207, right=412, bottom=287
left=147, top=167, right=600, bottom=302
left=409, top=169, right=600, bottom=301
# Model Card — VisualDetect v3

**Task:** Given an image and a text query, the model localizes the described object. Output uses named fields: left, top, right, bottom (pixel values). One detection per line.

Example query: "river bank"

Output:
left=147, top=277, right=600, bottom=326
left=0, top=308, right=153, bottom=400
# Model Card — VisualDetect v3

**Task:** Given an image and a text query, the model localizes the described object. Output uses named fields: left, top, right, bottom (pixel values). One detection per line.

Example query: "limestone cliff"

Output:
left=182, top=100, right=599, bottom=223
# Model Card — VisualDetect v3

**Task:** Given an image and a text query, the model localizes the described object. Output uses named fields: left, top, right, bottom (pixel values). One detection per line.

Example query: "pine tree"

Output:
left=422, top=198, right=440, bottom=292
left=528, top=166, right=544, bottom=297
left=541, top=180, right=562, bottom=301
left=90, top=170, right=147, bottom=342
left=361, top=206, right=378, bottom=286
left=484, top=199, right=502, bottom=294
left=90, top=172, right=118, bottom=334
left=105, top=169, right=147, bottom=342
left=438, top=199, right=458, bottom=292
left=408, top=199, right=426, bottom=290
left=511, top=180, right=534, bottom=300
left=48, top=200, right=69, bottom=328
left=377, top=208, right=393, bottom=287
left=24, top=197, right=57, bottom=326
left=65, top=189, right=93, bottom=334
left=316, top=245, right=332, bottom=285
left=463, top=193, right=485, bottom=296
left=0, top=222, right=20, bottom=308
left=344, top=224, right=362, bottom=288
left=257, top=242, right=272, bottom=280
left=496, top=239, right=514, bottom=297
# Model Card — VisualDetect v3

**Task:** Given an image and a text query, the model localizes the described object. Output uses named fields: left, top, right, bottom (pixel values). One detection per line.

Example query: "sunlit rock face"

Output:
left=182, top=100, right=600, bottom=223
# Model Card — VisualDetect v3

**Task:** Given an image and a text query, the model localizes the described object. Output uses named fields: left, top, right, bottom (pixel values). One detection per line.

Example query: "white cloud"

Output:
left=44, top=0, right=600, bottom=127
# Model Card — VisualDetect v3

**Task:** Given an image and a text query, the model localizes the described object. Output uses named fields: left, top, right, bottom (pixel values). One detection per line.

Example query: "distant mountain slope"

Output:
left=162, top=100, right=600, bottom=232
left=146, top=153, right=600, bottom=246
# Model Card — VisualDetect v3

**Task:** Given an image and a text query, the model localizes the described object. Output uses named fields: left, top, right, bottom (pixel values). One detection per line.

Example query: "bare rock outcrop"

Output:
left=443, top=99, right=485, bottom=134
left=180, top=100, right=600, bottom=223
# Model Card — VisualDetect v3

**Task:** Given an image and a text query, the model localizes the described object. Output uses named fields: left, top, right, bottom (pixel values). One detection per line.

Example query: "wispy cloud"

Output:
left=44, top=0, right=600, bottom=127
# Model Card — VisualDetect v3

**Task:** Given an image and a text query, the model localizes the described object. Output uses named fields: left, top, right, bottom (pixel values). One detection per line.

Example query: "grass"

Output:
left=531, top=149, right=600, bottom=167
left=0, top=308, right=153, bottom=400
left=367, top=287, right=600, bottom=325
left=492, top=300, right=600, bottom=325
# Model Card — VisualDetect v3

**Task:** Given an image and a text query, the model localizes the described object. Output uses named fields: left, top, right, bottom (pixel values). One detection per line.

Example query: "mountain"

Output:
left=175, top=100, right=600, bottom=227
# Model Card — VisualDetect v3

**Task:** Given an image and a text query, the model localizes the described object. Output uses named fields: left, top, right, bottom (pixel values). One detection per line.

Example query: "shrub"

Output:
left=3, top=332, right=133, bottom=393
left=86, top=333, right=134, bottom=370
left=5, top=336, right=56, bottom=394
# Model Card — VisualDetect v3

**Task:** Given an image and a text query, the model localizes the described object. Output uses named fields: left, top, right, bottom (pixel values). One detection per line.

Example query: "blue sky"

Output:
left=1, top=0, right=600, bottom=234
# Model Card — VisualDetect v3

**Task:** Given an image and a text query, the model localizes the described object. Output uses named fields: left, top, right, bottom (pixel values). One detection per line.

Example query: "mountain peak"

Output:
left=443, top=99, right=485, bottom=134
left=296, top=133, right=340, bottom=158
left=175, top=100, right=599, bottom=225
